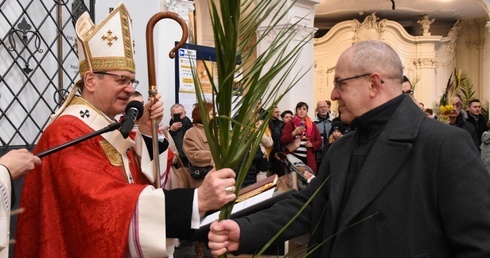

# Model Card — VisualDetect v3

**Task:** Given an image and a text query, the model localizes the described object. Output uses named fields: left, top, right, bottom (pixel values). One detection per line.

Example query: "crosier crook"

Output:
left=146, top=11, right=188, bottom=188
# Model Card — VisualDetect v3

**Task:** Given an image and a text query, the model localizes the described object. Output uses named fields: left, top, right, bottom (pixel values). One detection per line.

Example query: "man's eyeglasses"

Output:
left=333, top=73, right=372, bottom=88
left=94, top=71, right=139, bottom=88
left=402, top=89, right=413, bottom=95
left=454, top=102, right=463, bottom=108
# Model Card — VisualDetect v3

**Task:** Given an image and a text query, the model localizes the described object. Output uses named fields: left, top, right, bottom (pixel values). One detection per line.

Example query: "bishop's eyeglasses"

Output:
left=94, top=71, right=139, bottom=88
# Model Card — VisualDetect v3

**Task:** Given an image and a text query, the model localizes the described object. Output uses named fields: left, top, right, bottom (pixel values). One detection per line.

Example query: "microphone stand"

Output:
left=37, top=122, right=121, bottom=158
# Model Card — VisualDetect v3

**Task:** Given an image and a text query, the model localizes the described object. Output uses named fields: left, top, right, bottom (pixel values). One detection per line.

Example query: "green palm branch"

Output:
left=458, top=73, right=476, bottom=107
left=443, top=69, right=477, bottom=107
left=191, top=0, right=312, bottom=256
left=439, top=70, right=453, bottom=107
left=193, top=1, right=310, bottom=211
left=456, top=72, right=488, bottom=117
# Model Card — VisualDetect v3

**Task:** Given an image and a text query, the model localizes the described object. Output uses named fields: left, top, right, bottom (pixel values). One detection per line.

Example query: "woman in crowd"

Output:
left=183, top=103, right=215, bottom=184
left=281, top=102, right=322, bottom=174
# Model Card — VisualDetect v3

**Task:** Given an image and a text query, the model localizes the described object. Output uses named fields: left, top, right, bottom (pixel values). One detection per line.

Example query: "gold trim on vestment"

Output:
left=67, top=96, right=124, bottom=166
left=100, top=140, right=123, bottom=166
left=79, top=57, right=135, bottom=76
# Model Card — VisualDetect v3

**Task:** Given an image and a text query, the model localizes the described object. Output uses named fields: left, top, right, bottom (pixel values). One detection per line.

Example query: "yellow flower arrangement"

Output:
left=438, top=104, right=453, bottom=124
left=439, top=104, right=453, bottom=116
left=437, top=69, right=462, bottom=124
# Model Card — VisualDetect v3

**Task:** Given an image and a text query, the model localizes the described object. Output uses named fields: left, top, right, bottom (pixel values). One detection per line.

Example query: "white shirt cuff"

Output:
left=191, top=189, right=200, bottom=229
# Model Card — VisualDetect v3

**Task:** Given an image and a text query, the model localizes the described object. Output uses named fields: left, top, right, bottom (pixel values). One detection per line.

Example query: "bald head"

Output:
left=316, top=100, right=330, bottom=118
left=331, top=41, right=405, bottom=124
left=344, top=40, right=404, bottom=83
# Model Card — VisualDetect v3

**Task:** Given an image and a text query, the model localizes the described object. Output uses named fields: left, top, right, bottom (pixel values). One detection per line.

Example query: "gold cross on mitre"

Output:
left=101, top=30, right=118, bottom=46
left=75, top=2, right=135, bottom=76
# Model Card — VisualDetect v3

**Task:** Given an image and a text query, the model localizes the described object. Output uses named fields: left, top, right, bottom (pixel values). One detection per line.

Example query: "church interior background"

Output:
left=194, top=0, right=490, bottom=119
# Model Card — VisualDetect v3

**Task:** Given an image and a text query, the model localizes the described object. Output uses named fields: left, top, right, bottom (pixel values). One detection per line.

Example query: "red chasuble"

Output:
left=15, top=115, right=150, bottom=257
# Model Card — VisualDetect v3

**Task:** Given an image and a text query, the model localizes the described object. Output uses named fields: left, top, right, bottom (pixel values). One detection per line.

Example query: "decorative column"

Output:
left=162, top=0, right=195, bottom=43
left=412, top=54, right=439, bottom=106
left=255, top=0, right=320, bottom=117
left=410, top=14, right=442, bottom=107
left=156, top=0, right=196, bottom=124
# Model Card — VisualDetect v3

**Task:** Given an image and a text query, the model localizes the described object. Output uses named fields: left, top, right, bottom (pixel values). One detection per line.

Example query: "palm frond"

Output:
left=459, top=75, right=476, bottom=107
left=254, top=176, right=330, bottom=257
left=193, top=1, right=313, bottom=256
left=195, top=0, right=310, bottom=179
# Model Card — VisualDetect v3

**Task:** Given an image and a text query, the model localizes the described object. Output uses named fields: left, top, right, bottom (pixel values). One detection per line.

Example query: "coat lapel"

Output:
left=338, top=137, right=411, bottom=229
left=323, top=134, right=356, bottom=238
left=338, top=97, right=426, bottom=230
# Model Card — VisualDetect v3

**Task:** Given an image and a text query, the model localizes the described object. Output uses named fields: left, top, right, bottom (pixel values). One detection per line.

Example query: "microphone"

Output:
left=120, top=100, right=144, bottom=139
left=37, top=102, right=143, bottom=158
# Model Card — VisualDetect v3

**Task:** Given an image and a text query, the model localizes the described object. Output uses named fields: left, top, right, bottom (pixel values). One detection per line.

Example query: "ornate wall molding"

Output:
left=314, top=64, right=335, bottom=96
left=163, top=0, right=195, bottom=24
left=315, top=12, right=445, bottom=108
left=466, top=39, right=485, bottom=49
left=439, top=20, right=461, bottom=66
left=413, top=58, right=438, bottom=68
left=417, top=14, right=435, bottom=36
left=352, top=13, right=387, bottom=43
left=297, top=25, right=318, bottom=39
left=445, top=21, right=462, bottom=56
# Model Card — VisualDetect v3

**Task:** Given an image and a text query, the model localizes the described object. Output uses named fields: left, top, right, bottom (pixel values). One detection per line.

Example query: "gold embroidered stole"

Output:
left=57, top=96, right=135, bottom=183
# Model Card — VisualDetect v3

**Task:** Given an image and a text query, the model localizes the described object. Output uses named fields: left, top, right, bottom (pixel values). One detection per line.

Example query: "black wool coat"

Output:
left=236, top=96, right=490, bottom=257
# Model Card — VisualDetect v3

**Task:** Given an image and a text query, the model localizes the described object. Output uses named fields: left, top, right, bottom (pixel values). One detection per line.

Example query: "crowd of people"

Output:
left=164, top=98, right=343, bottom=190
left=2, top=4, right=490, bottom=258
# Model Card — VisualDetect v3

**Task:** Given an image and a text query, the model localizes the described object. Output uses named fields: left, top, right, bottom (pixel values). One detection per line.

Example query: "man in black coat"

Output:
left=207, top=40, right=490, bottom=257
left=466, top=98, right=489, bottom=146
left=314, top=100, right=333, bottom=169
left=169, top=103, right=193, bottom=167
left=269, top=106, right=285, bottom=175
left=449, top=96, right=479, bottom=150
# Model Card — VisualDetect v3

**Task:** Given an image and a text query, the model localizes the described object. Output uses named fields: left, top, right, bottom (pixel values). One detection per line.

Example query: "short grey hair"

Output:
left=349, top=40, right=403, bottom=82
left=170, top=103, right=185, bottom=114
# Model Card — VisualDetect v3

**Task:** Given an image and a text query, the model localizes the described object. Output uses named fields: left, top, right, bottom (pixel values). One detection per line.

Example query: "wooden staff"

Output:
left=146, top=12, right=188, bottom=188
